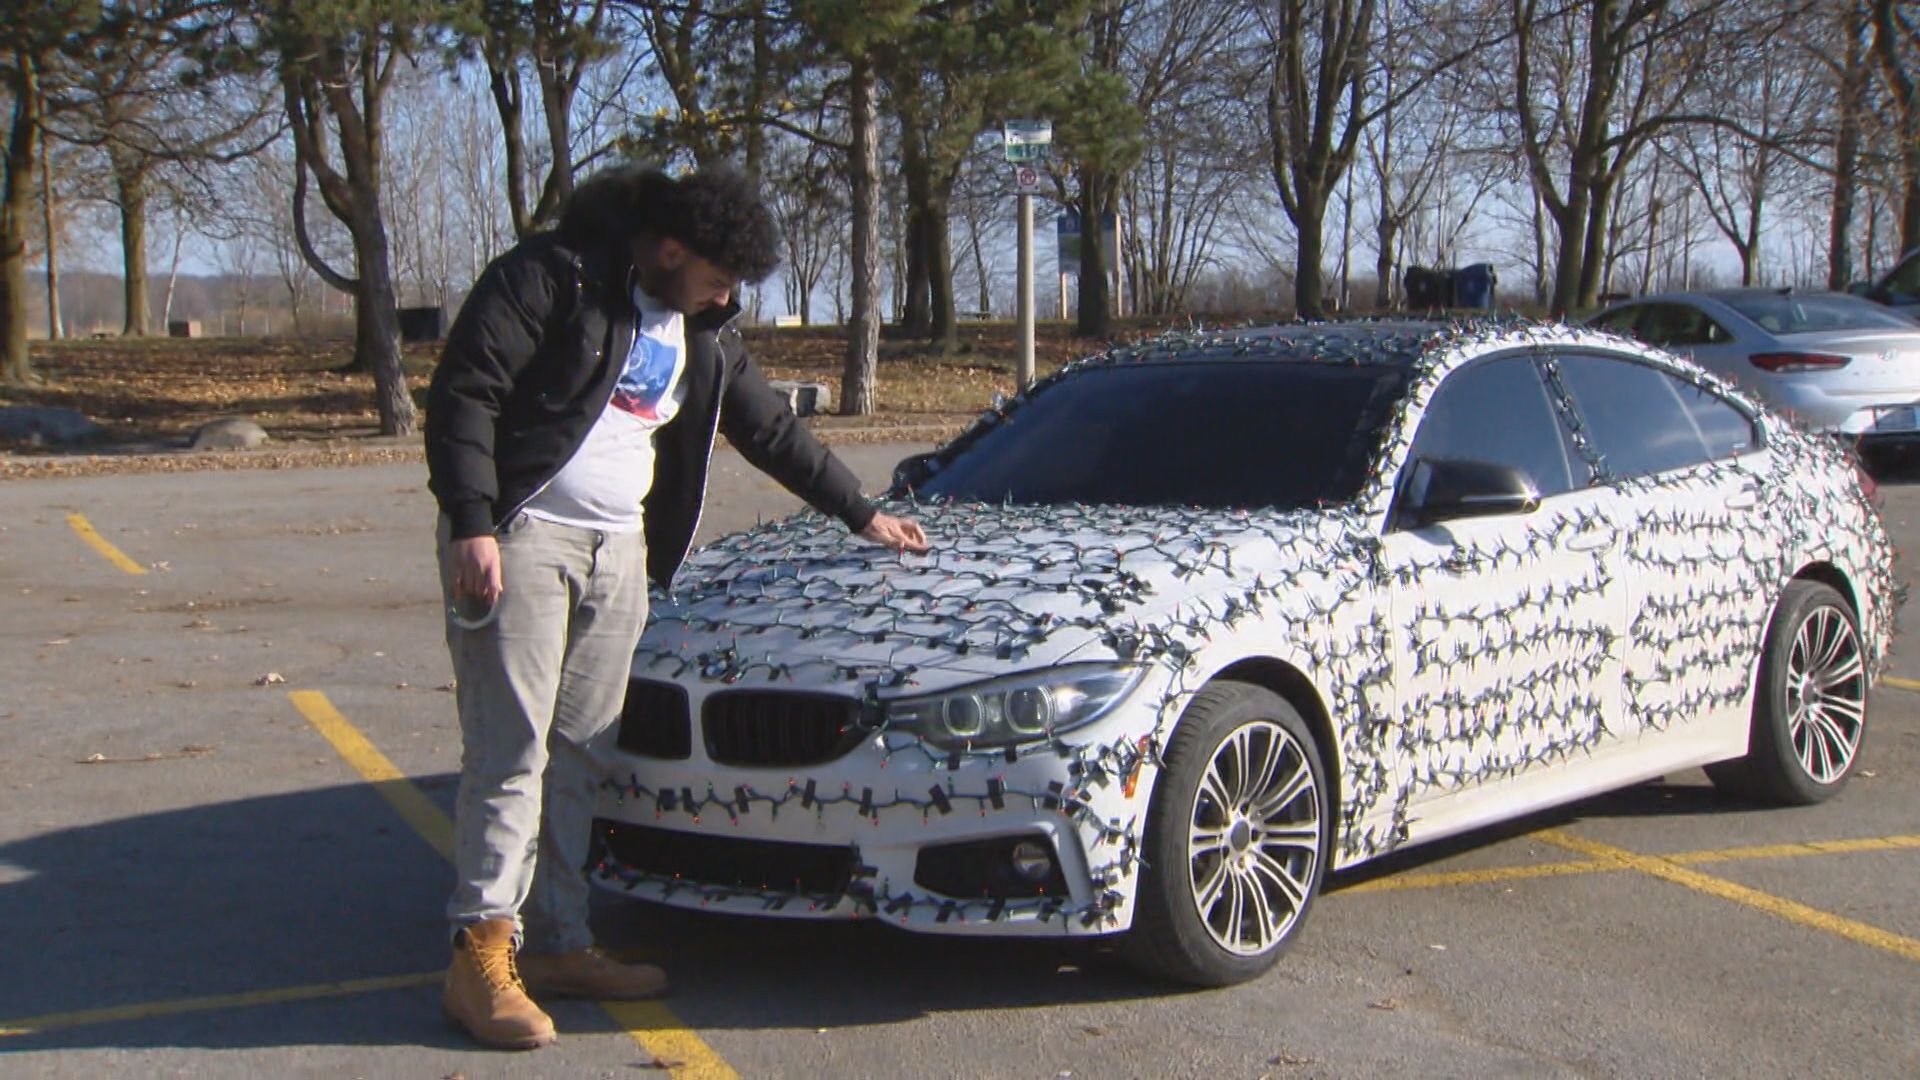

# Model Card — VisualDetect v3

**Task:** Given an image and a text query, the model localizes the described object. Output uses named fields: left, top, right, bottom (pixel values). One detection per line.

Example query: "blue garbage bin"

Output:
left=1452, top=263, right=1497, bottom=310
left=1404, top=266, right=1451, bottom=310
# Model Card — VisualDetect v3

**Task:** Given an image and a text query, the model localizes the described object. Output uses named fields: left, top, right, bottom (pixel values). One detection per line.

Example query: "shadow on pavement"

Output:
left=0, top=774, right=1173, bottom=1054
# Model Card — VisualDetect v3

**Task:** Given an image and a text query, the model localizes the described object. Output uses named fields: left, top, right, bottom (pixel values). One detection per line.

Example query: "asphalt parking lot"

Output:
left=1, top=443, right=1916, bottom=1079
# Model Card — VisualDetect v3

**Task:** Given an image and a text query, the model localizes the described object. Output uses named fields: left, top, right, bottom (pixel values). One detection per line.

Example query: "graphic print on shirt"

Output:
left=610, top=334, right=682, bottom=421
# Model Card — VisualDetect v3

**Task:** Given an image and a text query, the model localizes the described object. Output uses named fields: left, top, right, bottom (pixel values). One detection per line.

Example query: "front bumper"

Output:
left=589, top=718, right=1155, bottom=937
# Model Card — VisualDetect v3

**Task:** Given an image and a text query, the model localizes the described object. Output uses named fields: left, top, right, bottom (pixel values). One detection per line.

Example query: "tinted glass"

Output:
left=1589, top=306, right=1644, bottom=337
left=1677, top=380, right=1759, bottom=459
left=1882, top=252, right=1920, bottom=299
left=1408, top=356, right=1577, bottom=497
left=1636, top=302, right=1732, bottom=346
left=1556, top=353, right=1731, bottom=478
left=912, top=361, right=1407, bottom=509
left=1721, top=292, right=1912, bottom=333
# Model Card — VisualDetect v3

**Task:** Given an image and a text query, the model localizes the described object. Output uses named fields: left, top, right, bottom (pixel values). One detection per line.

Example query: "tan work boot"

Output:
left=443, top=919, right=558, bottom=1050
left=519, top=947, right=670, bottom=1001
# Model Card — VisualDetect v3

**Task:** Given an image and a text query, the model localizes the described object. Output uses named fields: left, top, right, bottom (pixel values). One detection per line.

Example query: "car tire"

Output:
left=1121, top=682, right=1329, bottom=987
left=1706, top=580, right=1869, bottom=805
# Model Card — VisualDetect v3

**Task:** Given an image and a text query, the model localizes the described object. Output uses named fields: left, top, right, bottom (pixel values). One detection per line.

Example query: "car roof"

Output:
left=1086, top=319, right=1513, bottom=370
left=1609, top=287, right=1864, bottom=305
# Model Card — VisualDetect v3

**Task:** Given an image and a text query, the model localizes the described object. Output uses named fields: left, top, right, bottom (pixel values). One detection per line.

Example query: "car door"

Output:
left=1546, top=350, right=1779, bottom=743
left=1379, top=354, right=1629, bottom=808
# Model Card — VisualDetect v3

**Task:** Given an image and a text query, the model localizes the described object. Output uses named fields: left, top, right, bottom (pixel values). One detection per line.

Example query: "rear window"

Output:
left=1721, top=293, right=1913, bottom=334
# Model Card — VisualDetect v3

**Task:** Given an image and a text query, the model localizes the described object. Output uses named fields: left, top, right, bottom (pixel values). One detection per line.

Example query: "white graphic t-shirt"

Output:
left=523, top=287, right=687, bottom=532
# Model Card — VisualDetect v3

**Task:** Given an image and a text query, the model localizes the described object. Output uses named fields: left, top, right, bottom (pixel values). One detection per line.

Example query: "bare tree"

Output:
left=1869, top=0, right=1919, bottom=249
left=232, top=2, right=460, bottom=436
left=480, top=0, right=616, bottom=237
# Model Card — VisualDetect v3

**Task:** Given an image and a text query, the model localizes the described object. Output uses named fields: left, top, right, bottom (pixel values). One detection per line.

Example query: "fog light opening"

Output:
left=1009, top=839, right=1055, bottom=882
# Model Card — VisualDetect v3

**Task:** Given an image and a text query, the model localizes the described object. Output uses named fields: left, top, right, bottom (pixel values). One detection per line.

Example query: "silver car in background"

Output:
left=1587, top=289, right=1920, bottom=448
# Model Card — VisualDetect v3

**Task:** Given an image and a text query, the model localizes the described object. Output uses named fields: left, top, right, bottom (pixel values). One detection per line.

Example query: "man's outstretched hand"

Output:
left=859, top=512, right=931, bottom=554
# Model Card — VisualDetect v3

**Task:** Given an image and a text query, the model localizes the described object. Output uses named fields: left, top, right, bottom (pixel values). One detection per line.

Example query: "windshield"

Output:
left=912, top=359, right=1408, bottom=510
left=1721, top=293, right=1914, bottom=334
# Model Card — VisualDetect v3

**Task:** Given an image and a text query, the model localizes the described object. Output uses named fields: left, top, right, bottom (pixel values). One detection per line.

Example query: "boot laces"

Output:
left=472, top=938, right=526, bottom=994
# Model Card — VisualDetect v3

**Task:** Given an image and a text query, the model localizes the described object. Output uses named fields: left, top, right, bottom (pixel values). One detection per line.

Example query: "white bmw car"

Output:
left=591, top=322, right=1897, bottom=986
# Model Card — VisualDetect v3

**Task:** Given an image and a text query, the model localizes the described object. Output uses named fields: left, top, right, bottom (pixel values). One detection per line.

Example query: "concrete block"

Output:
left=765, top=379, right=831, bottom=417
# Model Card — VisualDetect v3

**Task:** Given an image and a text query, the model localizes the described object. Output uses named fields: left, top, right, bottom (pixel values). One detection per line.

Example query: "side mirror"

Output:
left=891, top=451, right=939, bottom=494
left=1402, top=457, right=1541, bottom=529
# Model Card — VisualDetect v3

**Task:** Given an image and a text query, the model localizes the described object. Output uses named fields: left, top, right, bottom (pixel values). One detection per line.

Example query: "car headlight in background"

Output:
left=882, top=663, right=1145, bottom=749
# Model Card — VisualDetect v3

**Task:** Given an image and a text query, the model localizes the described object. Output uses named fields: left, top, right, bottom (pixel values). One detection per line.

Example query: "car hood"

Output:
left=635, top=498, right=1372, bottom=695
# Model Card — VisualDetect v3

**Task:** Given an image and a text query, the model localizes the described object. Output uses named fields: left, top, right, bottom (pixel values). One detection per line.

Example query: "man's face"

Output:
left=636, top=236, right=736, bottom=316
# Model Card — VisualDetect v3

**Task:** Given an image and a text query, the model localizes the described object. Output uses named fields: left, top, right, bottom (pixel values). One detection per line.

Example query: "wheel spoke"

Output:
left=1818, top=693, right=1865, bottom=730
left=1251, top=848, right=1310, bottom=912
left=1251, top=757, right=1312, bottom=820
left=1258, top=822, right=1322, bottom=855
left=1814, top=652, right=1863, bottom=692
left=1222, top=873, right=1248, bottom=947
left=1189, top=821, right=1231, bottom=859
left=1809, top=710, right=1859, bottom=776
left=1200, top=768, right=1234, bottom=818
left=1222, top=728, right=1251, bottom=803
left=1241, top=867, right=1279, bottom=951
left=1809, top=611, right=1848, bottom=672
left=1243, top=731, right=1285, bottom=810
left=1194, top=857, right=1230, bottom=912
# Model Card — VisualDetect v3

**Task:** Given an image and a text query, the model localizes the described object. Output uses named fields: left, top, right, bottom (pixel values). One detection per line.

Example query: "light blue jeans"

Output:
left=438, top=511, right=648, bottom=954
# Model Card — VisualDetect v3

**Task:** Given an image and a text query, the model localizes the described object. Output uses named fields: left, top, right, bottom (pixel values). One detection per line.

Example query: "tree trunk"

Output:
left=1827, top=0, right=1865, bottom=289
left=1295, top=197, right=1328, bottom=318
left=840, top=58, right=880, bottom=417
left=898, top=142, right=931, bottom=338
left=39, top=128, right=59, bottom=340
left=1075, top=172, right=1111, bottom=338
left=351, top=208, right=415, bottom=435
left=1576, top=181, right=1612, bottom=309
left=927, top=195, right=956, bottom=351
left=1, top=58, right=42, bottom=384
left=117, top=163, right=153, bottom=336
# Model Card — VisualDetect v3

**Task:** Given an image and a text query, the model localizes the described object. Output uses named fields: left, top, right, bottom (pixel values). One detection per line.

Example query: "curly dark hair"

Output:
left=557, top=162, right=782, bottom=284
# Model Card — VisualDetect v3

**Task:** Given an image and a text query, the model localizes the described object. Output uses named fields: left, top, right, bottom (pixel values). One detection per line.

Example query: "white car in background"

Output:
left=1587, top=289, right=1920, bottom=450
left=590, top=322, right=1896, bottom=987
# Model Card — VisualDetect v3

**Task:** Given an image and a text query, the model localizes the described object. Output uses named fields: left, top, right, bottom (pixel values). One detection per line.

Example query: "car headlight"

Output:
left=882, top=663, right=1146, bottom=749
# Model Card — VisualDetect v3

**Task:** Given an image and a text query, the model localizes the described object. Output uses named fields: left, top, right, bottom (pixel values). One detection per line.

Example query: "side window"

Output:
left=1885, top=252, right=1920, bottom=299
left=1407, top=356, right=1578, bottom=499
left=1590, top=306, right=1644, bottom=338
left=1675, top=380, right=1760, bottom=459
left=1636, top=303, right=1731, bottom=346
left=1554, top=353, right=1750, bottom=479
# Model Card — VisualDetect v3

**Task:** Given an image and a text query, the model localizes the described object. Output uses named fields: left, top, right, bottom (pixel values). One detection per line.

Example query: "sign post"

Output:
left=1004, top=121, right=1051, bottom=389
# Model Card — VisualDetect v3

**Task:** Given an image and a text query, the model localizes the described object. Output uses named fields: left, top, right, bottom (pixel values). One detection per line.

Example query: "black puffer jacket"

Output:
left=425, top=230, right=874, bottom=588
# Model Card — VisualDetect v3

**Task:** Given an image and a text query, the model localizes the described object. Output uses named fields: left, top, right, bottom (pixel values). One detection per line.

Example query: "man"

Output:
left=424, top=164, right=929, bottom=1050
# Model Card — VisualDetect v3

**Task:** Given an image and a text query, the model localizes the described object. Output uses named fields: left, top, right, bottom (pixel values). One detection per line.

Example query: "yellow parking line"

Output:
left=1338, top=859, right=1613, bottom=893
left=0, top=972, right=440, bottom=1038
left=290, top=691, right=738, bottom=1078
left=1538, top=829, right=1920, bottom=964
left=1338, top=833, right=1920, bottom=894
left=65, top=513, right=146, bottom=576
left=1666, top=834, right=1920, bottom=865
left=1881, top=675, right=1920, bottom=693
left=290, top=690, right=454, bottom=862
